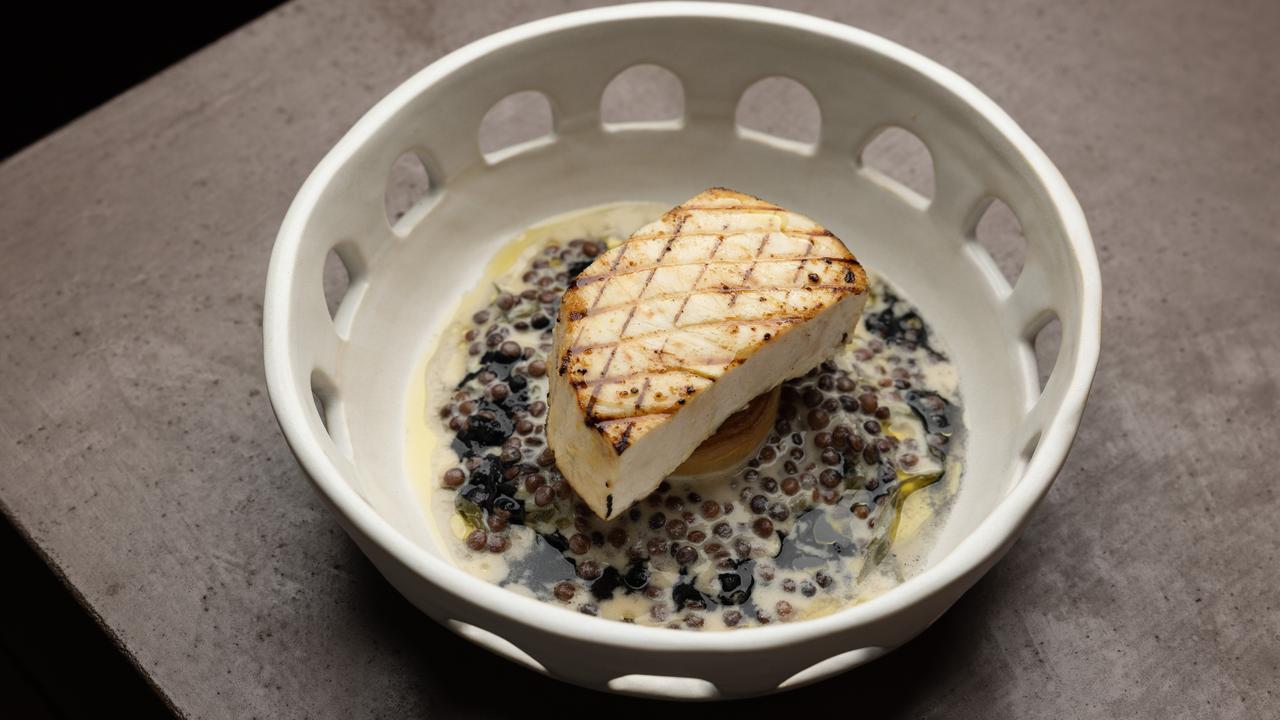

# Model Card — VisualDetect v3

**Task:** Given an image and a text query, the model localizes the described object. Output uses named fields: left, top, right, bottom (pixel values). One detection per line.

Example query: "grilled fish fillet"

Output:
left=548, top=188, right=869, bottom=519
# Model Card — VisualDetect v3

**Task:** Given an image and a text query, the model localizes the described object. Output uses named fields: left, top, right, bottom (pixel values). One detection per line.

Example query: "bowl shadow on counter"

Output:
left=351, top=550, right=1006, bottom=716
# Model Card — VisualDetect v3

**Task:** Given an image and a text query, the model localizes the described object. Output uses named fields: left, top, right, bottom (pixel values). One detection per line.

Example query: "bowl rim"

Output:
left=264, top=1, right=1101, bottom=655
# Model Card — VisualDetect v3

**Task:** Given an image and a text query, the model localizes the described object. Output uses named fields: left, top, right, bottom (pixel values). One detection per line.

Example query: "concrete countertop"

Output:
left=1, top=0, right=1277, bottom=717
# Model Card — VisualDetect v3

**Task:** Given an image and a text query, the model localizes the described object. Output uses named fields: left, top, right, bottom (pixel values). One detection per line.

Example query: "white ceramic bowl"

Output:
left=264, top=2, right=1100, bottom=700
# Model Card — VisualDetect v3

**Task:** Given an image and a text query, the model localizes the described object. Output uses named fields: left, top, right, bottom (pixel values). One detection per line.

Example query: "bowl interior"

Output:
left=339, top=133, right=1039, bottom=561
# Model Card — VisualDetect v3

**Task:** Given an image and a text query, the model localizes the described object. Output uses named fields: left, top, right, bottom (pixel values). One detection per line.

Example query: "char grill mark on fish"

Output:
left=582, top=214, right=685, bottom=430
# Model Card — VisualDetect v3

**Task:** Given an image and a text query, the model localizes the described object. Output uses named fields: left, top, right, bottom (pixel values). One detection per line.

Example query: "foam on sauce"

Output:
left=406, top=203, right=964, bottom=630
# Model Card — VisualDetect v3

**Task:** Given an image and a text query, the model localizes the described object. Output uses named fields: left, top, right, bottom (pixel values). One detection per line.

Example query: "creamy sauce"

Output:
left=406, top=203, right=965, bottom=630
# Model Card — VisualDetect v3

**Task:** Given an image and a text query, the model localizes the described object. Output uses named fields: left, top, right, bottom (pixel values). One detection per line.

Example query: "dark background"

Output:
left=2, top=4, right=283, bottom=160
left=2, top=6, right=281, bottom=716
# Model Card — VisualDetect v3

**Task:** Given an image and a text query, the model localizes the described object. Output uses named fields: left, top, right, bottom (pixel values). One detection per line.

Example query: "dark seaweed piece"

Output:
left=457, top=454, right=504, bottom=506
left=623, top=560, right=650, bottom=591
left=458, top=482, right=491, bottom=507
left=456, top=410, right=510, bottom=448
left=590, top=565, right=624, bottom=600
left=673, top=578, right=717, bottom=611
left=492, top=495, right=525, bottom=526
left=480, top=349, right=518, bottom=366
left=863, top=289, right=946, bottom=360
left=456, top=352, right=534, bottom=422
left=541, top=530, right=569, bottom=553
left=717, top=559, right=756, bottom=606
left=453, top=345, right=532, bottom=440
left=458, top=353, right=512, bottom=388
left=456, top=454, right=522, bottom=524
left=451, top=393, right=524, bottom=454
left=903, top=389, right=958, bottom=435
left=904, top=388, right=963, bottom=461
